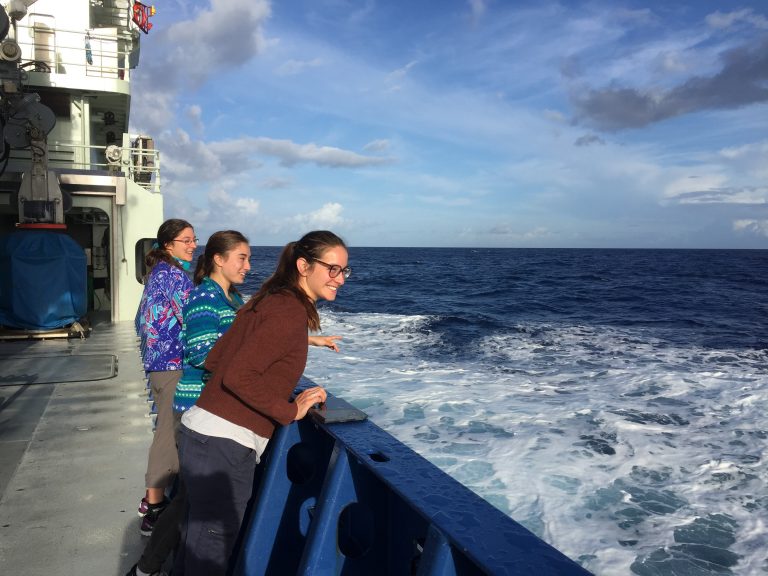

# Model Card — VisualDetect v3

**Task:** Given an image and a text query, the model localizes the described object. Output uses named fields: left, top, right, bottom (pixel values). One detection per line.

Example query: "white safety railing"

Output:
left=13, top=18, right=135, bottom=81
left=9, top=140, right=161, bottom=193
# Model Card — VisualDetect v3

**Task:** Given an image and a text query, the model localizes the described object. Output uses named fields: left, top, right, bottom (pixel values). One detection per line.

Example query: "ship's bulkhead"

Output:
left=0, top=99, right=162, bottom=330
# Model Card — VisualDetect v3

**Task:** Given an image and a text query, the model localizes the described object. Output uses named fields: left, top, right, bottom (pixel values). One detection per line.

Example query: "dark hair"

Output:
left=193, top=230, right=250, bottom=292
left=247, top=230, right=346, bottom=331
left=145, top=218, right=194, bottom=271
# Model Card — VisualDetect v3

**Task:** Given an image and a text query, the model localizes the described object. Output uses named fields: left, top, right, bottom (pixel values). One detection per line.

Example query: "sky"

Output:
left=129, top=0, right=768, bottom=248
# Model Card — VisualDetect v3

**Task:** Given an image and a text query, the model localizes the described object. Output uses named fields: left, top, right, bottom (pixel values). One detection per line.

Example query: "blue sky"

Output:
left=130, top=1, right=768, bottom=248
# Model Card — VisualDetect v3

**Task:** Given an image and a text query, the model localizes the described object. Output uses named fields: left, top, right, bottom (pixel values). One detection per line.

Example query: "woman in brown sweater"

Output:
left=174, top=230, right=350, bottom=576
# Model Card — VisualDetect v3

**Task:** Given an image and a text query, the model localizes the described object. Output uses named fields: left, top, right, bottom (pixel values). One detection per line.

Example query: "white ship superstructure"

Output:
left=0, top=0, right=162, bottom=328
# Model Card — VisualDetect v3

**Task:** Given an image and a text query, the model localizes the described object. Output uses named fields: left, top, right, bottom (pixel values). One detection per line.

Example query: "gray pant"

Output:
left=144, top=370, right=182, bottom=489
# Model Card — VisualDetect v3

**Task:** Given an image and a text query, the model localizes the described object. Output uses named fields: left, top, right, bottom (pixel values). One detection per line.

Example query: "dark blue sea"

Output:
left=240, top=247, right=768, bottom=575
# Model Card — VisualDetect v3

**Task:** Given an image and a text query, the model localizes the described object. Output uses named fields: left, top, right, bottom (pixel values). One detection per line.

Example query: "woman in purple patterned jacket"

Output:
left=134, top=218, right=196, bottom=535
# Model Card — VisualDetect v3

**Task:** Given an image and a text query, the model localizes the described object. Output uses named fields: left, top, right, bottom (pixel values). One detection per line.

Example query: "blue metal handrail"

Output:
left=234, top=382, right=592, bottom=575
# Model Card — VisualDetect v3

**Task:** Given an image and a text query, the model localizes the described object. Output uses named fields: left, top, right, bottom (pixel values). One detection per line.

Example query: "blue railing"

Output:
left=234, top=380, right=592, bottom=575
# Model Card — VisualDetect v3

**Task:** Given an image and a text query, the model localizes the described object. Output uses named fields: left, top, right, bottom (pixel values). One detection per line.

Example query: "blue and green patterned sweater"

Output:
left=173, top=276, right=244, bottom=413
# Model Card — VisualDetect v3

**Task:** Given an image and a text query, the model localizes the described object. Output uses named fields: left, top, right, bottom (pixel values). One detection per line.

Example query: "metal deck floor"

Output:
left=0, top=319, right=151, bottom=575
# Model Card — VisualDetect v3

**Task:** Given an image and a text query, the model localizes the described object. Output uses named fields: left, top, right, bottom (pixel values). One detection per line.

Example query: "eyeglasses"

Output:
left=173, top=237, right=199, bottom=246
left=314, top=259, right=351, bottom=279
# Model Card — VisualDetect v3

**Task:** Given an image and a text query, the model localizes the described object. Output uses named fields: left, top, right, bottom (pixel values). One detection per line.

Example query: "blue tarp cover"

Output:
left=0, top=230, right=87, bottom=329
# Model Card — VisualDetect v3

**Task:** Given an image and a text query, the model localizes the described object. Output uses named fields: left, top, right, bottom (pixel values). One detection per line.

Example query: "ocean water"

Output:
left=241, top=247, right=768, bottom=576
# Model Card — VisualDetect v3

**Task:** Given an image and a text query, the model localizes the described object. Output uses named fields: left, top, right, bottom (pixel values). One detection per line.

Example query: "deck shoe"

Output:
left=139, top=500, right=168, bottom=536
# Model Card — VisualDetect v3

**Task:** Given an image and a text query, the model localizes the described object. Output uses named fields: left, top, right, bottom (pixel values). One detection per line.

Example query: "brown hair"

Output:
left=193, top=230, right=249, bottom=293
left=145, top=218, right=194, bottom=272
left=247, top=230, right=346, bottom=331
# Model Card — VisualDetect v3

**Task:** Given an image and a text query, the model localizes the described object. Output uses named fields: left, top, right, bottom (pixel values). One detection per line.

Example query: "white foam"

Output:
left=305, top=310, right=768, bottom=575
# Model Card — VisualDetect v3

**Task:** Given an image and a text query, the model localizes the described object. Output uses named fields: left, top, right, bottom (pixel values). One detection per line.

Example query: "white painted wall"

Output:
left=115, top=178, right=164, bottom=322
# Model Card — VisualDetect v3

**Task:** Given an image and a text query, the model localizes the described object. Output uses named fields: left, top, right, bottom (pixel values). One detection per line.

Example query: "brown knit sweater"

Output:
left=196, top=291, right=308, bottom=439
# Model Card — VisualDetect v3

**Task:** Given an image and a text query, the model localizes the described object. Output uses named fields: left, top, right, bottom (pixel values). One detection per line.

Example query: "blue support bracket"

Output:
left=235, top=421, right=303, bottom=576
left=297, top=443, right=356, bottom=574
left=417, top=524, right=458, bottom=576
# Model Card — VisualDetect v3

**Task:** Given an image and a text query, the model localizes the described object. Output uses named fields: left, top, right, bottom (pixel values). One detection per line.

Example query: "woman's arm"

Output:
left=308, top=334, right=342, bottom=352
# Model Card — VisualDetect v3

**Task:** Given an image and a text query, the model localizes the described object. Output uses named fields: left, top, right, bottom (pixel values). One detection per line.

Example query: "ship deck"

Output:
left=0, top=317, right=149, bottom=575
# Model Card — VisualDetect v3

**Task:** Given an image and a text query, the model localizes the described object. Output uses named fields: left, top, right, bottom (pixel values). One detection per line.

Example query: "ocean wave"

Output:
left=306, top=309, right=768, bottom=575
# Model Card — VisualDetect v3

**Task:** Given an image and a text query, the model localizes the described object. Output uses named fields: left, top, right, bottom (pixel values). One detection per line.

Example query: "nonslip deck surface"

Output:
left=0, top=320, right=151, bottom=575
left=0, top=354, right=117, bottom=387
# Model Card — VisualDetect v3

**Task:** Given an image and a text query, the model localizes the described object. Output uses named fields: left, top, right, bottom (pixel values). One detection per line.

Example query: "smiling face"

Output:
left=298, top=245, right=348, bottom=302
left=213, top=242, right=251, bottom=289
left=165, top=226, right=196, bottom=262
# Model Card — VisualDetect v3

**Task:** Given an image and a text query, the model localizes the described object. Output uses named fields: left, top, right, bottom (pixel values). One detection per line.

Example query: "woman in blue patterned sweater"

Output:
left=135, top=218, right=196, bottom=535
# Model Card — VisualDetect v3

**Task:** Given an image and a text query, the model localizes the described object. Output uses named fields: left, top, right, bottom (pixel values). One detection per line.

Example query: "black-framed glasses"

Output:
left=314, top=259, right=351, bottom=279
left=173, top=237, right=199, bottom=246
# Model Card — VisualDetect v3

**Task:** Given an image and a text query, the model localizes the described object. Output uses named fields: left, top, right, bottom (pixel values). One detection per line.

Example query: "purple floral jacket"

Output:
left=135, top=260, right=193, bottom=372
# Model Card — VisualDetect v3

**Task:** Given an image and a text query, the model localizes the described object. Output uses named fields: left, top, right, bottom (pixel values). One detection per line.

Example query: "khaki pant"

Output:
left=144, top=370, right=182, bottom=489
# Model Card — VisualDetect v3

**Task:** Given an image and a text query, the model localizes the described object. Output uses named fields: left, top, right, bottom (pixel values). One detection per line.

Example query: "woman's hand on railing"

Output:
left=294, top=386, right=328, bottom=420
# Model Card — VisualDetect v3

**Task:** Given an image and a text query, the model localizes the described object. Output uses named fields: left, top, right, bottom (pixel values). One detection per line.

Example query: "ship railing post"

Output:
left=416, top=524, right=458, bottom=576
left=234, top=421, right=302, bottom=576
left=297, top=441, right=356, bottom=575
left=154, top=150, right=161, bottom=193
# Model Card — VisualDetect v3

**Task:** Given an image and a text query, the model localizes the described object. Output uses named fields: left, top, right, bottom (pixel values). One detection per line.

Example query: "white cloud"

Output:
left=234, top=197, right=260, bottom=215
left=163, top=0, right=271, bottom=87
left=131, top=0, right=271, bottom=134
left=468, top=0, right=488, bottom=21
left=208, top=187, right=260, bottom=217
left=246, top=137, right=392, bottom=167
left=718, top=141, right=768, bottom=178
left=706, top=9, right=768, bottom=31
left=158, top=129, right=261, bottom=182
left=258, top=177, right=292, bottom=190
left=658, top=51, right=688, bottom=74
left=386, top=60, right=419, bottom=92
left=363, top=139, right=391, bottom=153
left=138, top=124, right=390, bottom=236
left=663, top=174, right=727, bottom=200
left=292, top=202, right=346, bottom=229
left=544, top=109, right=567, bottom=123
left=733, top=219, right=768, bottom=237
left=129, top=91, right=176, bottom=136
left=692, top=188, right=768, bottom=204
left=153, top=129, right=390, bottom=187
left=186, top=105, right=203, bottom=133
left=186, top=105, right=202, bottom=121
left=574, top=134, right=606, bottom=147
left=665, top=180, right=768, bottom=205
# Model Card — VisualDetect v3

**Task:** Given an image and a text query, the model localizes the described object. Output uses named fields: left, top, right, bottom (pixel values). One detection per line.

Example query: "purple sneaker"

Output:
left=125, top=563, right=168, bottom=576
left=138, top=496, right=149, bottom=517
left=140, top=501, right=168, bottom=536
